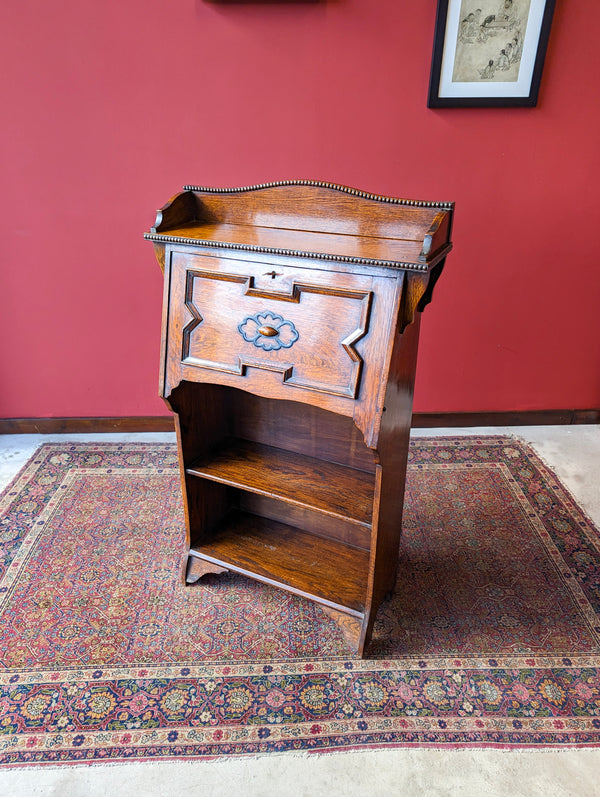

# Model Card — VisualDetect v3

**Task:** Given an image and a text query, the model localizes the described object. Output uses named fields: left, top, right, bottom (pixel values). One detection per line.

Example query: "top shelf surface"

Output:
left=145, top=181, right=453, bottom=271
left=147, top=222, right=432, bottom=267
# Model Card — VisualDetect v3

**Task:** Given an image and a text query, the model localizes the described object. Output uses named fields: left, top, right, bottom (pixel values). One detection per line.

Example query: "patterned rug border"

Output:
left=1, top=436, right=600, bottom=765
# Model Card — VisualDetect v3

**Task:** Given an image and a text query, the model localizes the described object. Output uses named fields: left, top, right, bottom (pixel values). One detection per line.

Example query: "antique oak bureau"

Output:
left=145, top=181, right=453, bottom=657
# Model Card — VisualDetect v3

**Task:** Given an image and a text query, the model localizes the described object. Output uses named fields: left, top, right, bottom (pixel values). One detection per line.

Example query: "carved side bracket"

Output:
left=398, top=258, right=447, bottom=333
left=420, top=210, right=452, bottom=260
left=417, top=259, right=447, bottom=315
left=151, top=190, right=200, bottom=233
left=398, top=272, right=429, bottom=333
left=152, top=242, right=166, bottom=274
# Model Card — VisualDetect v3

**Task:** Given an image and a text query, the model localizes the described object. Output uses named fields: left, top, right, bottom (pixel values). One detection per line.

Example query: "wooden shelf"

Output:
left=191, top=511, right=370, bottom=615
left=151, top=222, right=431, bottom=269
left=186, top=438, right=374, bottom=527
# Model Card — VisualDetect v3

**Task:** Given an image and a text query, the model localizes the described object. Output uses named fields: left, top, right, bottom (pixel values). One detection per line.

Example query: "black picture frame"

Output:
left=428, top=0, right=556, bottom=107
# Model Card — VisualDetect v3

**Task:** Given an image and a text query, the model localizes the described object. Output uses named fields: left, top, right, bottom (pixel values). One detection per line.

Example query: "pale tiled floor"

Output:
left=0, top=426, right=599, bottom=796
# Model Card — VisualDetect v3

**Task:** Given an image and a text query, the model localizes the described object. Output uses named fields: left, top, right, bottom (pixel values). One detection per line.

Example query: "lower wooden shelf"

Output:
left=188, top=510, right=370, bottom=616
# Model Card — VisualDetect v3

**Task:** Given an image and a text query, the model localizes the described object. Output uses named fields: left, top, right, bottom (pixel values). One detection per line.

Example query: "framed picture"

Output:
left=428, top=0, right=556, bottom=107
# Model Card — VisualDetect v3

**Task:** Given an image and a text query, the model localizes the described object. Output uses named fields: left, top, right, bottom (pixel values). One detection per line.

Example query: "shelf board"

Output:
left=186, top=439, right=374, bottom=527
left=191, top=511, right=370, bottom=615
left=150, top=221, right=429, bottom=269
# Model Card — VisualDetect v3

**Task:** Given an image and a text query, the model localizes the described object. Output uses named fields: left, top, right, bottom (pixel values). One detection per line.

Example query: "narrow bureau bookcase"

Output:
left=145, top=181, right=453, bottom=657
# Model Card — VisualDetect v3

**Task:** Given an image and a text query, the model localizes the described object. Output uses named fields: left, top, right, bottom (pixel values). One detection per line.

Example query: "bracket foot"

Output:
left=321, top=606, right=363, bottom=654
left=184, top=555, right=229, bottom=585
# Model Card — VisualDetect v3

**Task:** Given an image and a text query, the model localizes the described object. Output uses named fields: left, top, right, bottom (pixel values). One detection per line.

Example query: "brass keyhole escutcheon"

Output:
left=258, top=325, right=278, bottom=337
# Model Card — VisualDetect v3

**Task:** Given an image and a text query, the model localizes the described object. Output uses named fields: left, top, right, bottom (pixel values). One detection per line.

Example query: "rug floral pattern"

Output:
left=0, top=438, right=599, bottom=765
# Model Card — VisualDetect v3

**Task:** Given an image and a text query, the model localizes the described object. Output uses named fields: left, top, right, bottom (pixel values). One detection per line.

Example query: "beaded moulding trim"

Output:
left=142, top=232, right=438, bottom=272
left=182, top=179, right=454, bottom=211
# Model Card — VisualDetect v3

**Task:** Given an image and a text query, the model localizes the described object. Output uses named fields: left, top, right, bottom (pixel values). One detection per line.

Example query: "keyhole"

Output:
left=264, top=271, right=281, bottom=279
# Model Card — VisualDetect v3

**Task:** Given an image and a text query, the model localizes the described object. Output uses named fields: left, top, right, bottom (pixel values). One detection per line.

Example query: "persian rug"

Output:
left=0, top=437, right=599, bottom=766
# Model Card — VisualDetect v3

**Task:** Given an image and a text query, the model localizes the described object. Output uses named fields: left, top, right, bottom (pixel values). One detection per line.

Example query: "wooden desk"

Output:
left=145, top=181, right=453, bottom=656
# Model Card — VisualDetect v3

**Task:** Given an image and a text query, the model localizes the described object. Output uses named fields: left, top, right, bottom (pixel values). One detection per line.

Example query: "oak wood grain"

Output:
left=147, top=181, right=454, bottom=657
left=240, top=493, right=371, bottom=551
left=162, top=251, right=402, bottom=447
left=190, top=510, right=369, bottom=615
left=152, top=222, right=444, bottom=269
left=186, top=438, right=374, bottom=527
left=185, top=557, right=228, bottom=585
left=150, top=181, right=452, bottom=261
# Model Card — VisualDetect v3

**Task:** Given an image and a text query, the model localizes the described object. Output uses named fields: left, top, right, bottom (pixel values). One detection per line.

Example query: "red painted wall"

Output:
left=2, top=0, right=599, bottom=417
